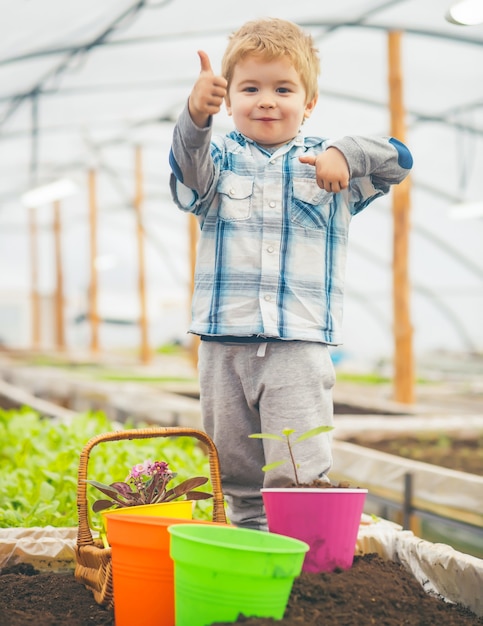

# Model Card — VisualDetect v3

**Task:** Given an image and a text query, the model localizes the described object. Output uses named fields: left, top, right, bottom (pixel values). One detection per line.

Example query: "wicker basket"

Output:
left=74, top=426, right=227, bottom=608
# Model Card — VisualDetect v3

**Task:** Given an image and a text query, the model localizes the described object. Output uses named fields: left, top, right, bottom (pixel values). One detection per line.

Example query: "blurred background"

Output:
left=1, top=0, right=482, bottom=390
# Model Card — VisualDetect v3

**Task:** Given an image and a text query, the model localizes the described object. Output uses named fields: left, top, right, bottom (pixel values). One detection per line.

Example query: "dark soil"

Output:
left=1, top=555, right=482, bottom=626
left=344, top=434, right=483, bottom=476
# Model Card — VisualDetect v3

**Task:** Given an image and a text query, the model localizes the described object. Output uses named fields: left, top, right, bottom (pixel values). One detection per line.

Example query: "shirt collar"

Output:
left=231, top=130, right=306, bottom=157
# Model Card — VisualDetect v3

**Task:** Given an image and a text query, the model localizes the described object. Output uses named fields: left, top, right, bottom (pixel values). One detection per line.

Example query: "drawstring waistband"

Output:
left=200, top=334, right=284, bottom=344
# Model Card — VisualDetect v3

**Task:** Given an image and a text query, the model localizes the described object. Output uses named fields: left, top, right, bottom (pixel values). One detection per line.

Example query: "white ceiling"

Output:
left=1, top=0, right=482, bottom=363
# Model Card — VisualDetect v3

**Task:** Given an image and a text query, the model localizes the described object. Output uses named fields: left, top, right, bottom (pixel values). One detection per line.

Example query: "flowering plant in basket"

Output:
left=86, top=459, right=213, bottom=513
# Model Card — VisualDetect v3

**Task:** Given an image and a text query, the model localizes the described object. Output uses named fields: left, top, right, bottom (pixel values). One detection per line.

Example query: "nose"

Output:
left=257, top=92, right=275, bottom=108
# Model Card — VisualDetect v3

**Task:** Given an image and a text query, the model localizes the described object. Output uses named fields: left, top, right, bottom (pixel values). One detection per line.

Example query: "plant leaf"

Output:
left=164, top=477, right=210, bottom=500
left=85, top=480, right=126, bottom=499
left=295, top=425, right=334, bottom=443
left=183, top=491, right=213, bottom=500
left=249, top=433, right=284, bottom=441
left=262, top=460, right=287, bottom=472
left=92, top=500, right=121, bottom=513
left=174, top=476, right=208, bottom=491
left=110, top=482, right=134, bottom=498
left=121, top=491, right=143, bottom=504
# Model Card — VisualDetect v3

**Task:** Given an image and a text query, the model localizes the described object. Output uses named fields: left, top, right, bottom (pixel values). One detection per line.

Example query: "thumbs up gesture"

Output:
left=188, top=51, right=228, bottom=128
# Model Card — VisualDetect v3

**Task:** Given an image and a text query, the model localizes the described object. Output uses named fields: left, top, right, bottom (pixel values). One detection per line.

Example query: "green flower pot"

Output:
left=168, top=524, right=309, bottom=626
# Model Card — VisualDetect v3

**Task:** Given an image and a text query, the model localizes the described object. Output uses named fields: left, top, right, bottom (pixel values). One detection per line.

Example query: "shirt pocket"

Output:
left=291, top=177, right=333, bottom=230
left=217, top=171, right=254, bottom=221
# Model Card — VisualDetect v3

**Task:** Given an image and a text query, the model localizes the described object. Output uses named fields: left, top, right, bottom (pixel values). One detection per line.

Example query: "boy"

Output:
left=169, top=18, right=412, bottom=530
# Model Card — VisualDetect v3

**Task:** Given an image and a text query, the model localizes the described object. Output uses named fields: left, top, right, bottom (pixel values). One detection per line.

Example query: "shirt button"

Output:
left=267, top=246, right=274, bottom=253
left=229, top=188, right=236, bottom=196
left=269, top=201, right=276, bottom=208
left=264, top=294, right=272, bottom=302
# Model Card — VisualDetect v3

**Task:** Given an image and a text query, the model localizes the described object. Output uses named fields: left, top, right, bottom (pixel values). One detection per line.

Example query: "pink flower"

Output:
left=127, top=459, right=153, bottom=480
left=151, top=461, right=170, bottom=475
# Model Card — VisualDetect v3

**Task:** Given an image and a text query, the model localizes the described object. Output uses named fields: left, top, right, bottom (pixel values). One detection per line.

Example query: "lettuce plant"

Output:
left=0, top=408, right=213, bottom=527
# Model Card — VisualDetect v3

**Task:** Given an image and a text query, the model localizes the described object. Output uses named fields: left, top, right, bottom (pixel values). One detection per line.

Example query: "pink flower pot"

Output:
left=261, top=487, right=367, bottom=573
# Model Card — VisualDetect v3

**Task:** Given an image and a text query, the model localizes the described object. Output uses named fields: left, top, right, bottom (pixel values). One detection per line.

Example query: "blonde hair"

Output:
left=221, top=18, right=320, bottom=103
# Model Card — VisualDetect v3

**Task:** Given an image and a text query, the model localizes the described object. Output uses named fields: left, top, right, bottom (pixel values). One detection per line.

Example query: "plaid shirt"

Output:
left=170, top=106, right=412, bottom=344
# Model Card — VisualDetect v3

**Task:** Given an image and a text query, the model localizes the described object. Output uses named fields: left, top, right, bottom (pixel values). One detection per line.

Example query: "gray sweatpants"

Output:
left=199, top=340, right=335, bottom=530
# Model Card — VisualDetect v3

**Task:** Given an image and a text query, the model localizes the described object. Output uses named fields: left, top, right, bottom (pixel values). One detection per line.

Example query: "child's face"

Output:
left=226, top=55, right=317, bottom=149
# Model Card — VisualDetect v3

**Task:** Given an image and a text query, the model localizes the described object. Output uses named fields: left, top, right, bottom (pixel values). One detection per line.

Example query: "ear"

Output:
left=303, top=94, right=318, bottom=119
left=225, top=96, right=232, bottom=116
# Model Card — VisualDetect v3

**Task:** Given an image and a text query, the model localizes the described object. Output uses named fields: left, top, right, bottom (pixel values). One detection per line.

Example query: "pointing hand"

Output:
left=299, top=148, right=350, bottom=192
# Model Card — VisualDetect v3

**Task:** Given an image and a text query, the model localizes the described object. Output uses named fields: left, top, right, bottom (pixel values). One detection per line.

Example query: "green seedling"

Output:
left=249, top=425, right=334, bottom=486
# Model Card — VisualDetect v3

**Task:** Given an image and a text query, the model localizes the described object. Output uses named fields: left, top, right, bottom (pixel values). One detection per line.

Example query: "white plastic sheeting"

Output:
left=332, top=439, right=483, bottom=526
left=357, top=516, right=483, bottom=617
left=0, top=526, right=77, bottom=572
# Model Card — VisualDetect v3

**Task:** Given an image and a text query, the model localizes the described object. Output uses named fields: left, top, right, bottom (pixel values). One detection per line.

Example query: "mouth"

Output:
left=256, top=117, right=277, bottom=122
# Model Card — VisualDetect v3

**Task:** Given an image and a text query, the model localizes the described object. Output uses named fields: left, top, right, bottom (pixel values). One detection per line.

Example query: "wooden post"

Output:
left=88, top=169, right=100, bottom=355
left=134, top=145, right=151, bottom=364
left=388, top=31, right=414, bottom=404
left=53, top=200, right=65, bottom=351
left=189, top=213, right=200, bottom=368
left=28, top=207, right=41, bottom=349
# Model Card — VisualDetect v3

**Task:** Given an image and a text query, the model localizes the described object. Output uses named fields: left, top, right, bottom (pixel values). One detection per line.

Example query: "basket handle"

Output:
left=76, top=427, right=227, bottom=548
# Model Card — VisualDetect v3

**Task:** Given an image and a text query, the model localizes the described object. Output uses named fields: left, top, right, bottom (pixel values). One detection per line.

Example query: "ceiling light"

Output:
left=445, top=0, right=483, bottom=25
left=21, top=178, right=79, bottom=207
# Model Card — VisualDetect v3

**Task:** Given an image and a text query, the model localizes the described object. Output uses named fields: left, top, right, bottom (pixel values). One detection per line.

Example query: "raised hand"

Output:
left=299, top=148, right=350, bottom=192
left=188, top=50, right=228, bottom=128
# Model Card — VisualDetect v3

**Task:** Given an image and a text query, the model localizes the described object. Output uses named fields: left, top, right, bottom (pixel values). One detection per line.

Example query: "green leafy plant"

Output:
left=249, top=425, right=334, bottom=486
left=87, top=459, right=212, bottom=513
left=0, top=408, right=213, bottom=527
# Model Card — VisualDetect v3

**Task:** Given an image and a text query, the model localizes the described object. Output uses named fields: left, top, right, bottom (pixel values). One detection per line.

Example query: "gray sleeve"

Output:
left=329, top=136, right=413, bottom=191
left=169, top=103, right=216, bottom=209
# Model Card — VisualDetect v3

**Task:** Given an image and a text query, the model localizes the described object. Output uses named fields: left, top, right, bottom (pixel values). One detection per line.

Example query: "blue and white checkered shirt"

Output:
left=170, top=105, right=412, bottom=344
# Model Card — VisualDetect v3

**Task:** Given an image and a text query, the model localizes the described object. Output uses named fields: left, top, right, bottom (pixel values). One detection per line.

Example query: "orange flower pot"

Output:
left=104, top=511, right=223, bottom=626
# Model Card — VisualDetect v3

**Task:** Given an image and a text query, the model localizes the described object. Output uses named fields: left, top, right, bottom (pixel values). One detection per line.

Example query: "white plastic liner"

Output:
left=0, top=526, right=77, bottom=571
left=357, top=515, right=483, bottom=617
left=332, top=439, right=483, bottom=525
left=335, top=414, right=483, bottom=436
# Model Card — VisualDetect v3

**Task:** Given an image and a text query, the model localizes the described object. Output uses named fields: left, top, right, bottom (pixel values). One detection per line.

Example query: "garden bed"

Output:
left=1, top=552, right=482, bottom=626
left=344, top=432, right=483, bottom=475
left=1, top=518, right=482, bottom=625
left=331, top=439, right=483, bottom=535
left=1, top=364, right=482, bottom=623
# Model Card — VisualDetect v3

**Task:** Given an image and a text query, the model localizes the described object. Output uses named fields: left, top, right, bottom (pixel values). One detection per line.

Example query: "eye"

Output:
left=243, top=86, right=258, bottom=93
left=276, top=87, right=291, bottom=94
